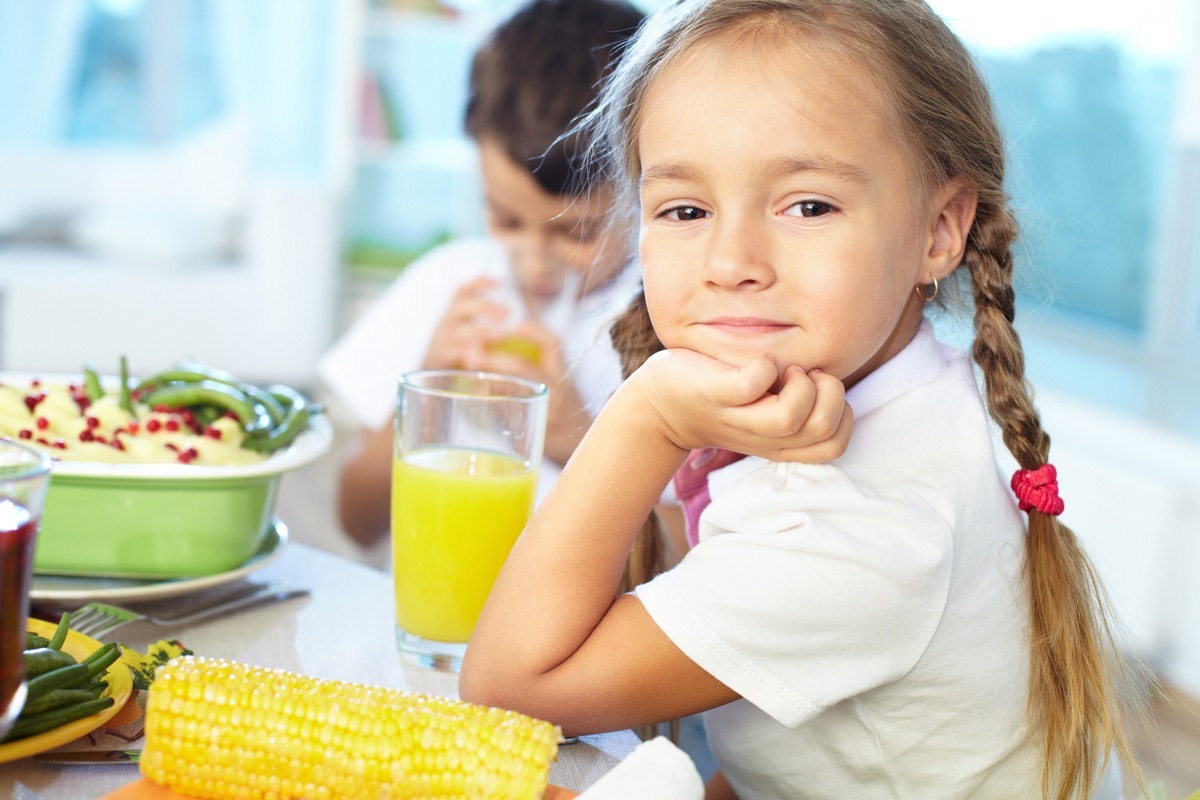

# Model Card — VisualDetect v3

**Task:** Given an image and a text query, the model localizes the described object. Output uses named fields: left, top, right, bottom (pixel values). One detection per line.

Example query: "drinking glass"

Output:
left=391, top=370, right=547, bottom=672
left=0, top=440, right=52, bottom=740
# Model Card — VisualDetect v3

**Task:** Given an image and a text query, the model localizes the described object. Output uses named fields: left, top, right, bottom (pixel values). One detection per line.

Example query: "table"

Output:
left=4, top=541, right=640, bottom=799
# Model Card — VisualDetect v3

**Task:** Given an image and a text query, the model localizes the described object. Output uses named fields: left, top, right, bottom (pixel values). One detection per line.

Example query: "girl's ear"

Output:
left=926, top=178, right=978, bottom=280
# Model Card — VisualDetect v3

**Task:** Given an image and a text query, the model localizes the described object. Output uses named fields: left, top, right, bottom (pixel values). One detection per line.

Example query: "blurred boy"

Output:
left=318, top=0, right=646, bottom=548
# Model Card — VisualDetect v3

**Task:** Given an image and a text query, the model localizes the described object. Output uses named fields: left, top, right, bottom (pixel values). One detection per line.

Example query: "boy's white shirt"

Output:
left=317, top=237, right=640, bottom=501
left=635, top=321, right=1115, bottom=799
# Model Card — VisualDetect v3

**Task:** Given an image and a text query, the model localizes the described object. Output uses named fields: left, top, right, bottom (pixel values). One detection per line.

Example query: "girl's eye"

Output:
left=785, top=200, right=834, bottom=218
left=659, top=205, right=709, bottom=222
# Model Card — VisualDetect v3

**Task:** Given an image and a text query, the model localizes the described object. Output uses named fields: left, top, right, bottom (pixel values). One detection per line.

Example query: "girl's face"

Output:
left=478, top=137, right=626, bottom=314
left=636, top=33, right=954, bottom=388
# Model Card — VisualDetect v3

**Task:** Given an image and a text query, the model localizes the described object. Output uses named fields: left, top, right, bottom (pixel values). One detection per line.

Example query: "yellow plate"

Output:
left=0, top=618, right=134, bottom=763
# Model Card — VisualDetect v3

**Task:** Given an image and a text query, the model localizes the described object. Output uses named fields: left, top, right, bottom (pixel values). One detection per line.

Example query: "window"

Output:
left=930, top=0, right=1200, bottom=440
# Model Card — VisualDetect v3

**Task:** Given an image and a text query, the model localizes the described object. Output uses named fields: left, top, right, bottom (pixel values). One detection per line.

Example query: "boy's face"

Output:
left=478, top=137, right=625, bottom=316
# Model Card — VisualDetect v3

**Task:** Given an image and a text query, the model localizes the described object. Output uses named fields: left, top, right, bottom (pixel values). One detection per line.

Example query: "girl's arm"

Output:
left=460, top=357, right=735, bottom=733
left=459, top=349, right=849, bottom=733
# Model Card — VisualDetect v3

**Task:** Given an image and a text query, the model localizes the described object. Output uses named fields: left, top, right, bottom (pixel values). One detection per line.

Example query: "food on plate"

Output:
left=1, top=614, right=121, bottom=743
left=0, top=359, right=319, bottom=466
left=142, top=655, right=562, bottom=800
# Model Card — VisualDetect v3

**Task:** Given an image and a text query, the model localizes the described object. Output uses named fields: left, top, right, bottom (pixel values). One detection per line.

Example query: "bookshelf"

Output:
left=343, top=3, right=493, bottom=290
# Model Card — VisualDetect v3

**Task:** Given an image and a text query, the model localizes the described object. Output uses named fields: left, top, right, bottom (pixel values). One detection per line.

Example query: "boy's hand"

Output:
left=463, top=320, right=590, bottom=466
left=634, top=348, right=853, bottom=463
left=422, top=278, right=510, bottom=370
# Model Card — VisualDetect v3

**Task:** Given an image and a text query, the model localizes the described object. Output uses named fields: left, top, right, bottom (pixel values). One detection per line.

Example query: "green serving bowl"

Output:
left=32, top=415, right=332, bottom=579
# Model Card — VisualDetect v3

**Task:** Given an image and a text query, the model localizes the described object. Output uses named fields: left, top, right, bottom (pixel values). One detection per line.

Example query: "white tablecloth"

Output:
left=4, top=541, right=640, bottom=798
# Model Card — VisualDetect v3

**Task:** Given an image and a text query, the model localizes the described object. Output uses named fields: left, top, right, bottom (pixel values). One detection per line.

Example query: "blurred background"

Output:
left=0, top=0, right=1196, bottom=736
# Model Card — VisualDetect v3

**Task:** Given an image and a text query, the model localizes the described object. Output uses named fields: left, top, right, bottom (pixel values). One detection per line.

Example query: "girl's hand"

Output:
left=637, top=348, right=853, bottom=463
left=463, top=319, right=590, bottom=465
left=421, top=277, right=510, bottom=370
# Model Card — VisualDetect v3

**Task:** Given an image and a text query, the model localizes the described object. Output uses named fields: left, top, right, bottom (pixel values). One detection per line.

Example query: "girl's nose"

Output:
left=703, top=216, right=776, bottom=289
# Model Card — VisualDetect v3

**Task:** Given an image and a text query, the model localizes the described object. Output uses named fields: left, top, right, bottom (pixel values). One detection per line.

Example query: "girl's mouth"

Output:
left=703, top=316, right=794, bottom=335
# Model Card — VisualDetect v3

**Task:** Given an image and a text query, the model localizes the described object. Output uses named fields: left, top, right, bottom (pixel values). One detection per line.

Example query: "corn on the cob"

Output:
left=141, top=655, right=561, bottom=800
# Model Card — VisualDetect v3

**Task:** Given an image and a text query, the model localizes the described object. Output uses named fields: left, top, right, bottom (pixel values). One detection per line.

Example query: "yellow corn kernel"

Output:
left=141, top=656, right=561, bottom=800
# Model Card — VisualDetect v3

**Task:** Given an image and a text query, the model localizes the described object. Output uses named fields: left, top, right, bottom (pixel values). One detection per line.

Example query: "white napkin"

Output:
left=577, top=736, right=705, bottom=800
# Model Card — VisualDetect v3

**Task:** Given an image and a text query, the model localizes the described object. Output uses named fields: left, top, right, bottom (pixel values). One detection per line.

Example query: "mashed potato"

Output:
left=0, top=379, right=268, bottom=466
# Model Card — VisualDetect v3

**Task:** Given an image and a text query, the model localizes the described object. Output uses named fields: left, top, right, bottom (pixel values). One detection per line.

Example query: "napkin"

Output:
left=576, top=736, right=705, bottom=800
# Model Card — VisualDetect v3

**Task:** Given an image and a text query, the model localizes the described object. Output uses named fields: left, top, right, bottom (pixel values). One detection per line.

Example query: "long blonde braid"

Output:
left=967, top=196, right=1144, bottom=799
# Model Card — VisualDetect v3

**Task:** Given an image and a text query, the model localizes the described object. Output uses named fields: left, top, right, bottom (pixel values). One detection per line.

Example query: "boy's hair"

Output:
left=464, top=0, right=644, bottom=197
left=594, top=2, right=1147, bottom=797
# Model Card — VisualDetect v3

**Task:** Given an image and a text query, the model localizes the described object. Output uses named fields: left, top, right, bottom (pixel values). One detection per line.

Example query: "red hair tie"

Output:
left=1011, top=463, right=1065, bottom=516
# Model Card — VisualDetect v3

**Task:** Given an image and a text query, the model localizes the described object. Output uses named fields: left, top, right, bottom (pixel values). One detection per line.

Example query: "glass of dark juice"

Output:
left=0, top=440, right=51, bottom=741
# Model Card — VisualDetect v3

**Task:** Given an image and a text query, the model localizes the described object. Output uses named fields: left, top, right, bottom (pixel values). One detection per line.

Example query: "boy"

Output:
left=318, top=0, right=646, bottom=548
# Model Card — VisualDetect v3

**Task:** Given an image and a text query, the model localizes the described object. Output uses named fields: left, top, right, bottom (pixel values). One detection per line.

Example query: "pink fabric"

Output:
left=672, top=448, right=747, bottom=548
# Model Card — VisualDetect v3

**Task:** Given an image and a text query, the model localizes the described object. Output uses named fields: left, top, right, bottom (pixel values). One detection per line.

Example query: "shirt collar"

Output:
left=845, top=319, right=959, bottom=420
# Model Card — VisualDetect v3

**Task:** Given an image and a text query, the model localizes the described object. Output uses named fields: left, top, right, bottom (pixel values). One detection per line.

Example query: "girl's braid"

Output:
left=965, top=200, right=1050, bottom=470
left=966, top=200, right=1142, bottom=798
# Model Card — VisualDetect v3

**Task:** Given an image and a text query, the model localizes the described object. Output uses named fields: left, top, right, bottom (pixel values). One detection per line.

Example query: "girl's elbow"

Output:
left=458, top=659, right=514, bottom=710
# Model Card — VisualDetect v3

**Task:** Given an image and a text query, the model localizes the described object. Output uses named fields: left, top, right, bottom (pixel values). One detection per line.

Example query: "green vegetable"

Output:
left=22, top=647, right=78, bottom=678
left=1, top=630, right=127, bottom=743
left=20, top=688, right=101, bottom=716
left=1, top=696, right=114, bottom=742
left=119, top=354, right=134, bottom=414
left=25, top=664, right=89, bottom=700
left=82, top=643, right=121, bottom=679
left=47, top=612, right=71, bottom=651
left=242, top=384, right=314, bottom=453
left=138, top=361, right=241, bottom=390
left=83, top=364, right=105, bottom=402
left=24, top=632, right=51, bottom=650
left=141, top=380, right=271, bottom=435
left=240, top=382, right=286, bottom=428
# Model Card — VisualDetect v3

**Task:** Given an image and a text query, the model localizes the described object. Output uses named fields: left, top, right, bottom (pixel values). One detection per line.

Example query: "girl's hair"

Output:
left=591, top=1, right=1144, bottom=796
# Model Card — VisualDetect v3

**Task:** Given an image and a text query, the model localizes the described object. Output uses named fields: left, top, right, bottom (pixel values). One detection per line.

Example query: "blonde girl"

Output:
left=460, top=1, right=1142, bottom=797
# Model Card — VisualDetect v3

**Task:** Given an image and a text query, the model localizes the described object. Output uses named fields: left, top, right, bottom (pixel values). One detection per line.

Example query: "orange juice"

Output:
left=391, top=447, right=536, bottom=643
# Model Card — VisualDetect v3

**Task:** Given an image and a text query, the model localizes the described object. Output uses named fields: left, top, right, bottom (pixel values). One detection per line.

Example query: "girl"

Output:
left=460, top=1, right=1142, bottom=797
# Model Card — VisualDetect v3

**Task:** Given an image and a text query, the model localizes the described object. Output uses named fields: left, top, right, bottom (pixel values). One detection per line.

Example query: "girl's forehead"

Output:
left=642, top=27, right=895, bottom=140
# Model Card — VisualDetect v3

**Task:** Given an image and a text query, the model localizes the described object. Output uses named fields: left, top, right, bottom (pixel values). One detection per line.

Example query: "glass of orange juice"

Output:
left=392, top=369, right=547, bottom=671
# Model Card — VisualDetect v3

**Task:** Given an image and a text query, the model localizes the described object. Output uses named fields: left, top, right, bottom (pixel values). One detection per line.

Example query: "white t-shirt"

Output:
left=317, top=237, right=640, bottom=498
left=636, top=321, right=1088, bottom=799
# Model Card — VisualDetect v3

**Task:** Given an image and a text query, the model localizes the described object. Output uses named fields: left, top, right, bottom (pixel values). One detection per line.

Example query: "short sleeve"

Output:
left=635, top=461, right=953, bottom=728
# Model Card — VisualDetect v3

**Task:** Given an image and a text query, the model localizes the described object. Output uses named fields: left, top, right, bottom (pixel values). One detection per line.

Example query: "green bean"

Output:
left=25, top=664, right=89, bottom=700
left=22, top=647, right=78, bottom=678
left=119, top=354, right=134, bottom=414
left=82, top=643, right=121, bottom=679
left=24, top=632, right=51, bottom=650
left=135, top=363, right=239, bottom=393
left=240, top=382, right=286, bottom=427
left=47, top=612, right=71, bottom=650
left=1, top=697, right=114, bottom=742
left=243, top=385, right=312, bottom=453
left=142, top=380, right=270, bottom=434
left=83, top=364, right=104, bottom=401
left=20, top=688, right=100, bottom=716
